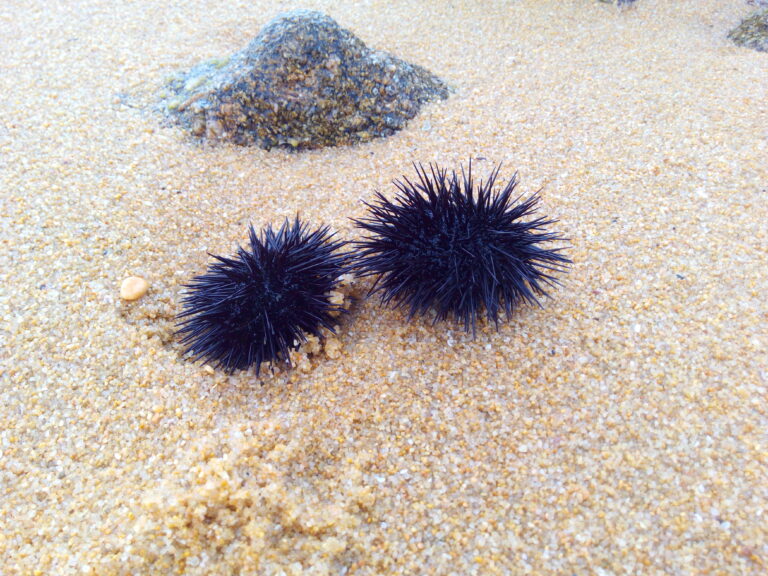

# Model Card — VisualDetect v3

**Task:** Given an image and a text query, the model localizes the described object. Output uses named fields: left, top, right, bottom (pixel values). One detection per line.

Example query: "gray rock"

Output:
left=162, top=10, right=449, bottom=149
left=729, top=8, right=768, bottom=53
left=597, top=0, right=638, bottom=6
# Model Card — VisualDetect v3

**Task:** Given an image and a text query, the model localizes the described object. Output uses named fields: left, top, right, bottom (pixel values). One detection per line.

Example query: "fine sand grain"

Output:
left=1, top=0, right=766, bottom=574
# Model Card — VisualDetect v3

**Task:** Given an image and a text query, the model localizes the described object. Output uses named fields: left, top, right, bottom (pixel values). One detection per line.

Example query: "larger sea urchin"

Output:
left=177, top=218, right=348, bottom=374
left=353, top=162, right=570, bottom=332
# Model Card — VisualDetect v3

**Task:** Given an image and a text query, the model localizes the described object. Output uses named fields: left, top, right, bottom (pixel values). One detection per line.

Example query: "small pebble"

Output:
left=120, top=276, right=149, bottom=301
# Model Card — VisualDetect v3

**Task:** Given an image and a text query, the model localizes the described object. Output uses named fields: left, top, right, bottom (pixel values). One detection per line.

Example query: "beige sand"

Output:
left=1, top=0, right=766, bottom=574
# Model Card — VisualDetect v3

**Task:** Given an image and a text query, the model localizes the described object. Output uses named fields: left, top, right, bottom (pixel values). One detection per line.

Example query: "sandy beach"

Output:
left=1, top=0, right=767, bottom=573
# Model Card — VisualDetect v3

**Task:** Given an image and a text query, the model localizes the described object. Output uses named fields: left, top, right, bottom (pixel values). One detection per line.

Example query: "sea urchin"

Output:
left=177, top=217, right=348, bottom=374
left=353, top=162, right=570, bottom=332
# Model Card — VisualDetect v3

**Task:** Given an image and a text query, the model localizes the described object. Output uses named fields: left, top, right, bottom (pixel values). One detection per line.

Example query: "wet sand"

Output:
left=1, top=0, right=767, bottom=574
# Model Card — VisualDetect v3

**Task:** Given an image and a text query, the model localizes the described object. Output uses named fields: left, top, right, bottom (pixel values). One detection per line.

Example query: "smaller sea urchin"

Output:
left=353, top=162, right=570, bottom=332
left=177, top=217, right=348, bottom=374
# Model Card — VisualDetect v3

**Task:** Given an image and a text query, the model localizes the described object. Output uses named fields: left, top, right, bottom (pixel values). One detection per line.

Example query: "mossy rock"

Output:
left=162, top=10, right=449, bottom=150
left=729, top=8, right=768, bottom=53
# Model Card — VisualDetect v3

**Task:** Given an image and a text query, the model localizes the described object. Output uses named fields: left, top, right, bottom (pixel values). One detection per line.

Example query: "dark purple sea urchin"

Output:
left=353, top=162, right=570, bottom=332
left=177, top=217, right=348, bottom=374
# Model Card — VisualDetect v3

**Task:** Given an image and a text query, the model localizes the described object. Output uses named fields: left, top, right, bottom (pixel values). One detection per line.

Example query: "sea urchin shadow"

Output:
left=352, top=162, right=571, bottom=334
left=177, top=217, right=349, bottom=375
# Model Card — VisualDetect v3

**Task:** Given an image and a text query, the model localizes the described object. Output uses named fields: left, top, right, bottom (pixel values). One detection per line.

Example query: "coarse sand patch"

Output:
left=0, top=0, right=766, bottom=574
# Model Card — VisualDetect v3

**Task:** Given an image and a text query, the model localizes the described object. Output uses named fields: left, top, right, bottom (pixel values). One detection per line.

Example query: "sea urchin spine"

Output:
left=177, top=217, right=348, bottom=374
left=353, top=162, right=571, bottom=332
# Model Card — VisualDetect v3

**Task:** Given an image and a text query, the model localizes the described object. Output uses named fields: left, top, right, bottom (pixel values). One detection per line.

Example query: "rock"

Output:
left=597, top=0, right=638, bottom=6
left=729, top=8, right=768, bottom=52
left=120, top=276, right=149, bottom=301
left=162, top=10, right=449, bottom=150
